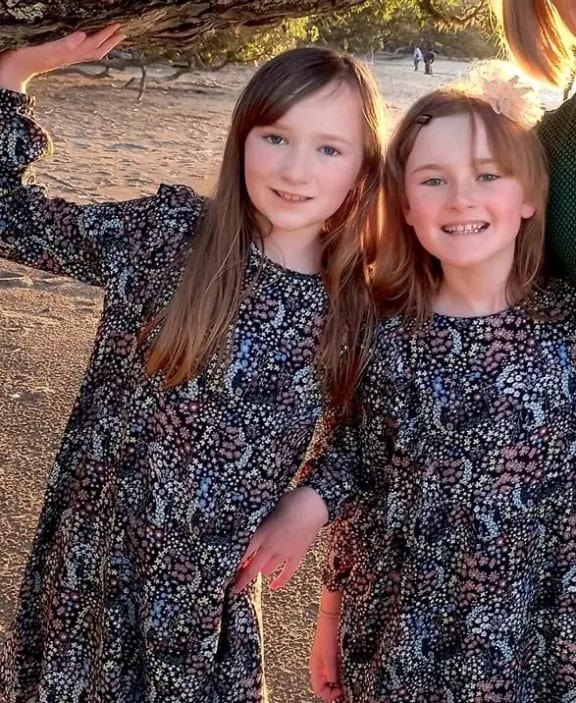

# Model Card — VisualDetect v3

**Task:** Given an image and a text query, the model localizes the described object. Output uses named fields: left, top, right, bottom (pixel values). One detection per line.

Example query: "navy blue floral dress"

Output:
left=0, top=88, right=344, bottom=702
left=324, top=281, right=576, bottom=702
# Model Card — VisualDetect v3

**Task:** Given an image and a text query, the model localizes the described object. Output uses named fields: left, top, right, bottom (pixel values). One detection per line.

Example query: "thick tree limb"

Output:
left=0, top=0, right=366, bottom=51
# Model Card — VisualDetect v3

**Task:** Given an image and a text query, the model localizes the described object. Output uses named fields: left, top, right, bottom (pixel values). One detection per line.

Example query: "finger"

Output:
left=238, top=532, right=262, bottom=567
left=322, top=680, right=343, bottom=700
left=61, top=31, right=88, bottom=53
left=310, top=654, right=328, bottom=695
left=312, top=672, right=342, bottom=700
left=323, top=683, right=344, bottom=700
left=234, top=549, right=271, bottom=592
left=325, top=657, right=341, bottom=686
left=88, top=24, right=124, bottom=49
left=93, top=33, right=127, bottom=61
left=261, top=554, right=284, bottom=578
left=269, top=557, right=300, bottom=590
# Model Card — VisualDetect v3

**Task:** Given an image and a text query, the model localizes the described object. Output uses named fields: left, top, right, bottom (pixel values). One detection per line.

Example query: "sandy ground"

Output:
left=0, top=55, right=564, bottom=702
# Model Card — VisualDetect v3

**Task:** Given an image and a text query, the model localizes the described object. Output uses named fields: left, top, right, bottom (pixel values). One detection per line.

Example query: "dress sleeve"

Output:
left=0, top=87, right=203, bottom=288
left=299, top=413, right=370, bottom=523
left=322, top=500, right=363, bottom=591
left=538, top=93, right=576, bottom=284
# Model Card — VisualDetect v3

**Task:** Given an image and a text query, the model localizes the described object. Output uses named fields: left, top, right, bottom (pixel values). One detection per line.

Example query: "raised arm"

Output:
left=0, top=26, right=125, bottom=94
left=0, top=28, right=200, bottom=288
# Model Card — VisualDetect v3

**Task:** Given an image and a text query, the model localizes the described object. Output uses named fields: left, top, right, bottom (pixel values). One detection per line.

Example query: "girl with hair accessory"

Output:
left=496, top=0, right=576, bottom=284
left=0, top=27, right=386, bottom=703
left=240, top=60, right=576, bottom=701
left=308, top=61, right=576, bottom=702
left=308, top=60, right=576, bottom=702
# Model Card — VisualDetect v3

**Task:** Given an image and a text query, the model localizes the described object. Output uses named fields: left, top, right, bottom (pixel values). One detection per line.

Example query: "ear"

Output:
left=402, top=200, right=414, bottom=226
left=521, top=199, right=536, bottom=219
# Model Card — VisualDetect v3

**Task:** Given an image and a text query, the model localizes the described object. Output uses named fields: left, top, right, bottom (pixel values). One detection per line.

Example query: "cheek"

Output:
left=244, top=138, right=272, bottom=182
left=403, top=197, right=431, bottom=228
left=244, top=148, right=261, bottom=183
left=324, top=160, right=362, bottom=199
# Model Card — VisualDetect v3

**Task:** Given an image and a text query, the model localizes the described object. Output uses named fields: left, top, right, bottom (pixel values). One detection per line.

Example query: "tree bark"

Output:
left=0, top=0, right=365, bottom=51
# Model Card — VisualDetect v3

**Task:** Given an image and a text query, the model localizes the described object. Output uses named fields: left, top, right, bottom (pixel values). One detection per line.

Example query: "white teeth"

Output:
left=443, top=223, right=487, bottom=234
left=275, top=190, right=308, bottom=202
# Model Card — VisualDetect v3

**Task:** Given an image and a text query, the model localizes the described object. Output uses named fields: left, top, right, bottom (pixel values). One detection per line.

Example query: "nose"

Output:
left=447, top=180, right=476, bottom=210
left=280, top=145, right=311, bottom=184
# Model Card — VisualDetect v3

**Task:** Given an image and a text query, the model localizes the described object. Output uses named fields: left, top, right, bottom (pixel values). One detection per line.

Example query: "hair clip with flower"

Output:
left=460, top=60, right=544, bottom=128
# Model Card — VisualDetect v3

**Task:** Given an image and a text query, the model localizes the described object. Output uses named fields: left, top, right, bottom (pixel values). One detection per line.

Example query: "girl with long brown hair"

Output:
left=0, top=27, right=386, bottom=703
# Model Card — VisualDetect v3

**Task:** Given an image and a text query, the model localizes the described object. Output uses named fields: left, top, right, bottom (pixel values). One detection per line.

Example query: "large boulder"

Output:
left=0, top=0, right=365, bottom=50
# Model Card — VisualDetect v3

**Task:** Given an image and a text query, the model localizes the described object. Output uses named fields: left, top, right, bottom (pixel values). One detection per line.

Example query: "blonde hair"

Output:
left=495, top=0, right=574, bottom=85
left=374, top=85, right=549, bottom=322
left=144, top=47, right=386, bottom=413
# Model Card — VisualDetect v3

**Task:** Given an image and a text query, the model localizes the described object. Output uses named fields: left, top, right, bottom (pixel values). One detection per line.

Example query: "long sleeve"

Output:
left=0, top=87, right=204, bottom=288
left=538, top=93, right=576, bottom=284
left=322, top=500, right=364, bottom=591
left=299, top=411, right=372, bottom=523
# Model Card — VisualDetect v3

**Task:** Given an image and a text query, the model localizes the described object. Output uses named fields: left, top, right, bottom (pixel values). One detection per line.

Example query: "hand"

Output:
left=234, top=486, right=328, bottom=592
left=310, top=610, right=344, bottom=700
left=0, top=25, right=126, bottom=92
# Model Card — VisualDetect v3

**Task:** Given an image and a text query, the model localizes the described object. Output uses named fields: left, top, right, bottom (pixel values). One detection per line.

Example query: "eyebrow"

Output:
left=411, top=158, right=499, bottom=174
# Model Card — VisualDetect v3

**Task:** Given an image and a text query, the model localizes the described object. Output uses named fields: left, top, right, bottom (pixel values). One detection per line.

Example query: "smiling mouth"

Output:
left=442, top=222, right=489, bottom=234
left=273, top=189, right=311, bottom=202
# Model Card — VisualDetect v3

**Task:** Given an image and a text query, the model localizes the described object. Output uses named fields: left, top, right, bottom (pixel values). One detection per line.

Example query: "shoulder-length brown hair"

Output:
left=145, top=47, right=386, bottom=412
left=374, top=87, right=549, bottom=322
left=495, top=0, right=574, bottom=85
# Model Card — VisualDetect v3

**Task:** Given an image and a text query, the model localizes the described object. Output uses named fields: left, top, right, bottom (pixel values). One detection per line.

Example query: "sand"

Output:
left=0, top=56, right=564, bottom=703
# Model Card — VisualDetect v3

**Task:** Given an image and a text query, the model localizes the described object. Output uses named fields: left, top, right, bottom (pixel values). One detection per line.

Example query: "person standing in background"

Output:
left=413, top=45, right=423, bottom=71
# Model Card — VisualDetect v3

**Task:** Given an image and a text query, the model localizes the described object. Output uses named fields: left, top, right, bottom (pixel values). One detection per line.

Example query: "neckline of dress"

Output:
left=249, top=241, right=323, bottom=284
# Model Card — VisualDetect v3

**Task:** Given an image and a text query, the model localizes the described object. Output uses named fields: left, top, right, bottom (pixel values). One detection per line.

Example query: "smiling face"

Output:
left=243, top=80, right=365, bottom=245
left=402, top=112, right=536, bottom=281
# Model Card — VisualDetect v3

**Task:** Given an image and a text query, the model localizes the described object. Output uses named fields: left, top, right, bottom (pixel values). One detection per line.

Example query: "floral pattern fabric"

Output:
left=0, top=88, right=333, bottom=702
left=325, top=281, right=576, bottom=702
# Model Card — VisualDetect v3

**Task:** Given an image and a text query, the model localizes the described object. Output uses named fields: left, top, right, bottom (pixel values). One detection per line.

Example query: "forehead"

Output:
left=408, top=112, right=493, bottom=165
left=274, top=80, right=364, bottom=134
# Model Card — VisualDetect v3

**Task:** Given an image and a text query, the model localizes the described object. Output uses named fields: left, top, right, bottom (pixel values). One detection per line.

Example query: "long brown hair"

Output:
left=495, top=0, right=574, bottom=85
left=374, top=87, right=549, bottom=322
left=145, top=47, right=386, bottom=411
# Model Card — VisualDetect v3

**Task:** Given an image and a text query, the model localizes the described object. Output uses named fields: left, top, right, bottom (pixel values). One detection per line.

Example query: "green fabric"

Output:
left=538, top=93, right=576, bottom=285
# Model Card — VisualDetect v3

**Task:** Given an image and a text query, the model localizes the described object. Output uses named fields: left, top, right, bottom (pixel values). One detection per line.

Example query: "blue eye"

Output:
left=478, top=173, right=500, bottom=182
left=264, top=134, right=286, bottom=145
left=422, top=177, right=445, bottom=186
left=320, top=146, right=341, bottom=157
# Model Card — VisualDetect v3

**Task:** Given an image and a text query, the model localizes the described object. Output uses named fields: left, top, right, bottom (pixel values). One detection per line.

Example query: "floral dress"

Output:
left=324, top=280, right=576, bottom=703
left=0, top=89, right=348, bottom=702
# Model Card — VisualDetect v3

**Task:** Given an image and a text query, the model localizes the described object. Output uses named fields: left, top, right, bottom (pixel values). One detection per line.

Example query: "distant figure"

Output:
left=413, top=45, right=423, bottom=71
left=424, top=47, right=436, bottom=75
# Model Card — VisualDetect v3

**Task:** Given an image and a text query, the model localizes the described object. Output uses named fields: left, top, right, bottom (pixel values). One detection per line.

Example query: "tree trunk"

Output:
left=0, top=0, right=365, bottom=51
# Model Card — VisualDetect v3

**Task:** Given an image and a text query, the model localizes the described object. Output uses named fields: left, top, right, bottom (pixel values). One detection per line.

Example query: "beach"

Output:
left=0, top=55, right=563, bottom=702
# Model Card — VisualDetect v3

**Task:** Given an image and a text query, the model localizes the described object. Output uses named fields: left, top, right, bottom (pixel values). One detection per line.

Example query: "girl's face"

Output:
left=402, top=112, right=535, bottom=279
left=243, top=80, right=365, bottom=243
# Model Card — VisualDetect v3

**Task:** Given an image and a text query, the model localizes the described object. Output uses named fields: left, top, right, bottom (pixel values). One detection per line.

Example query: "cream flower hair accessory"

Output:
left=458, top=60, right=544, bottom=128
